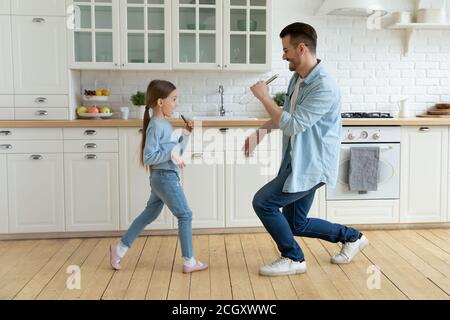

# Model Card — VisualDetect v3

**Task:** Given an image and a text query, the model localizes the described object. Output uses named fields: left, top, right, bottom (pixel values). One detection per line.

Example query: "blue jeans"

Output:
left=121, top=170, right=193, bottom=258
left=252, top=162, right=360, bottom=262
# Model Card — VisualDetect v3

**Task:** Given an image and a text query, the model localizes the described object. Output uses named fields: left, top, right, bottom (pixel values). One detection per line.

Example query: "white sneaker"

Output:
left=259, top=257, right=307, bottom=276
left=331, top=234, right=369, bottom=264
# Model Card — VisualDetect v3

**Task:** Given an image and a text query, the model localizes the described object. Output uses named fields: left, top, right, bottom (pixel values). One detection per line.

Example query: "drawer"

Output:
left=64, top=140, right=118, bottom=153
left=193, top=127, right=281, bottom=152
left=0, top=95, right=14, bottom=107
left=0, top=128, right=63, bottom=140
left=63, top=128, right=118, bottom=140
left=14, top=108, right=69, bottom=120
left=0, top=140, right=63, bottom=154
left=225, top=128, right=281, bottom=151
left=14, top=95, right=68, bottom=108
left=0, top=108, right=14, bottom=120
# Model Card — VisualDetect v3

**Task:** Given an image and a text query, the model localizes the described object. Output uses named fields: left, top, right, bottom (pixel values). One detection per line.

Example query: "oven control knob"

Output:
left=361, top=131, right=368, bottom=139
left=347, top=133, right=356, bottom=140
left=373, top=132, right=381, bottom=140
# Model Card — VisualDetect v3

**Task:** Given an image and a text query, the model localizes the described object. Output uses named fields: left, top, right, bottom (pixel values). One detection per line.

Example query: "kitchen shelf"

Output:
left=387, top=23, right=450, bottom=56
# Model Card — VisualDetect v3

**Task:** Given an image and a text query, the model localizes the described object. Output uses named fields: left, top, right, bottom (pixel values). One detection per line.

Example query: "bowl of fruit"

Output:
left=77, top=105, right=113, bottom=119
left=83, top=88, right=111, bottom=102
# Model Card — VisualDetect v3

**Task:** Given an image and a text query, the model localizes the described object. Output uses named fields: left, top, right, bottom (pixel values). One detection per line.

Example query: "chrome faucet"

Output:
left=219, top=85, right=225, bottom=116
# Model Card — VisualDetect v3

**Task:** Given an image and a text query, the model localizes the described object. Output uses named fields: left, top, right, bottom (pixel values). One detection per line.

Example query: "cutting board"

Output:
left=427, top=109, right=450, bottom=115
left=417, top=114, right=450, bottom=118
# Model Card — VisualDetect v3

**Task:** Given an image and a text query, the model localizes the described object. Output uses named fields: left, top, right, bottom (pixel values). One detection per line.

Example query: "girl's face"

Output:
left=157, top=89, right=177, bottom=118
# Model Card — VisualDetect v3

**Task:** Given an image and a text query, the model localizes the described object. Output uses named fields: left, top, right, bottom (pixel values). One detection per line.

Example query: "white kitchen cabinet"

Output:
left=64, top=153, right=119, bottom=232
left=7, top=153, right=65, bottom=233
left=181, top=151, right=225, bottom=228
left=68, top=0, right=121, bottom=69
left=400, top=126, right=448, bottom=223
left=225, top=150, right=277, bottom=227
left=223, top=0, right=271, bottom=71
left=119, top=0, right=171, bottom=70
left=11, top=15, right=68, bottom=94
left=173, top=0, right=271, bottom=71
left=173, top=0, right=222, bottom=70
left=327, top=200, right=399, bottom=225
left=0, top=16, right=13, bottom=95
left=0, top=154, right=7, bottom=233
left=11, top=0, right=66, bottom=16
left=118, top=128, right=173, bottom=231
left=0, top=0, right=10, bottom=14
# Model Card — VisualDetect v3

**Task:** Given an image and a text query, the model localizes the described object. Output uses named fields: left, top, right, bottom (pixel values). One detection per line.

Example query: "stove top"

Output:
left=341, top=112, right=393, bottom=119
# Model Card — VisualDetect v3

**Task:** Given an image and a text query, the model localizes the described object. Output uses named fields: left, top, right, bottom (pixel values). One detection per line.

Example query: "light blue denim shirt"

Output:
left=278, top=60, right=342, bottom=193
left=143, top=117, right=190, bottom=172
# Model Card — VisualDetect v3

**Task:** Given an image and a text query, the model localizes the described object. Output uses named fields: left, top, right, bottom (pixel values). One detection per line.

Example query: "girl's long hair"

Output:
left=140, top=80, right=177, bottom=170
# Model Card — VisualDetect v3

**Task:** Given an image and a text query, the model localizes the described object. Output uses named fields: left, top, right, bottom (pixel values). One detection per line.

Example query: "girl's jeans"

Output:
left=121, top=170, right=193, bottom=258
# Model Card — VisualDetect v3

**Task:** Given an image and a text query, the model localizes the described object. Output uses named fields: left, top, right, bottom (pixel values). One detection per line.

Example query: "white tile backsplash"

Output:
left=79, top=0, right=450, bottom=118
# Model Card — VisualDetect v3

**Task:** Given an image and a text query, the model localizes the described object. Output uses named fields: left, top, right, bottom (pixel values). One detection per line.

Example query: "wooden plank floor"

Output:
left=0, top=229, right=449, bottom=300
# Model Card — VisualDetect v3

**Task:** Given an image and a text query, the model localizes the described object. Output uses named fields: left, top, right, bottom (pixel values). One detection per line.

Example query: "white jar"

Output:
left=392, top=11, right=412, bottom=24
left=416, top=8, right=446, bottom=23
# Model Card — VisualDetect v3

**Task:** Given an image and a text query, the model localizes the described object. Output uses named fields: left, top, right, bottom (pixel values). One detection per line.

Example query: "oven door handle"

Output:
left=341, top=146, right=393, bottom=151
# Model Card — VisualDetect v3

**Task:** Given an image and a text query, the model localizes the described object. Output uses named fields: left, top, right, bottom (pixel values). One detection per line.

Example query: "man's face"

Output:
left=282, top=35, right=302, bottom=71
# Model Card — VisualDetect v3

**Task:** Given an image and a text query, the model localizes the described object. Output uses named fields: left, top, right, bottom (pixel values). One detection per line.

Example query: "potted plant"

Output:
left=273, top=92, right=287, bottom=107
left=130, top=91, right=146, bottom=119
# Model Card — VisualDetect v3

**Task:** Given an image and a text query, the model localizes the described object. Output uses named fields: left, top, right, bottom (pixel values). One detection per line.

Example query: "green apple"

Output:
left=77, top=106, right=88, bottom=113
left=100, top=106, right=111, bottom=113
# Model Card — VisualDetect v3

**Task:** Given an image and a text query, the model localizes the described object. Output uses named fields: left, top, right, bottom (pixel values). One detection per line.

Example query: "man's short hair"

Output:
left=280, top=22, right=318, bottom=55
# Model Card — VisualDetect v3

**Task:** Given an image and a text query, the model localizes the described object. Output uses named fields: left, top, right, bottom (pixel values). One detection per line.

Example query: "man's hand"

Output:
left=171, top=150, right=186, bottom=169
left=242, top=130, right=265, bottom=157
left=250, top=81, right=270, bottom=102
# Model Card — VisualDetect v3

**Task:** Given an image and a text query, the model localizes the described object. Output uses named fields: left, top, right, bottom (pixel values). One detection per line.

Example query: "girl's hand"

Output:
left=171, top=150, right=186, bottom=169
left=184, top=121, right=194, bottom=134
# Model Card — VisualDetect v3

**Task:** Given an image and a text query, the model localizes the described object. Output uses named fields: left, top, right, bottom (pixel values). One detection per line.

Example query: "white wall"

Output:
left=80, top=0, right=450, bottom=118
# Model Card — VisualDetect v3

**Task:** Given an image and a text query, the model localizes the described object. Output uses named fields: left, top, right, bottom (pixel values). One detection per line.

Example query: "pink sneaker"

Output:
left=182, top=261, right=209, bottom=273
left=110, top=244, right=121, bottom=270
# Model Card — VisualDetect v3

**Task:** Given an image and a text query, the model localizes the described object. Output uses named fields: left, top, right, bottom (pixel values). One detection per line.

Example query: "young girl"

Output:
left=110, top=80, right=208, bottom=273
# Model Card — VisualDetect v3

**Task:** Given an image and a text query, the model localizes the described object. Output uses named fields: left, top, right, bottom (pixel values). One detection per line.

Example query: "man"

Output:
left=244, top=22, right=369, bottom=277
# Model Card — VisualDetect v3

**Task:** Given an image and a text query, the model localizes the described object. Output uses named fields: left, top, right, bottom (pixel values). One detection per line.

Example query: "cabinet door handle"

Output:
left=85, top=143, right=97, bottom=149
left=84, top=130, right=97, bottom=136
left=35, top=97, right=48, bottom=103
left=30, top=155, right=43, bottom=160
left=85, top=154, right=97, bottom=160
left=192, top=153, right=203, bottom=159
left=0, top=130, right=12, bottom=136
left=219, top=128, right=229, bottom=133
left=0, top=144, right=12, bottom=150
left=419, top=127, right=430, bottom=132
left=36, top=110, right=48, bottom=116
left=32, top=17, right=46, bottom=23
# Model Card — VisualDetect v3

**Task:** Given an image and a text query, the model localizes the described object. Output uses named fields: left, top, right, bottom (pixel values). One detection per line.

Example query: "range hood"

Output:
left=317, top=0, right=388, bottom=17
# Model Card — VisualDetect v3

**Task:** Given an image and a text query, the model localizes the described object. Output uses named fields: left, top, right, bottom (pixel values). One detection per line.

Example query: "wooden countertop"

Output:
left=1, top=117, right=450, bottom=128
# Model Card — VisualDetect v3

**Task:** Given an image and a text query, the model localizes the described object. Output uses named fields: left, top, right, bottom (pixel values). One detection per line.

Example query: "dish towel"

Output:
left=349, top=147, right=380, bottom=194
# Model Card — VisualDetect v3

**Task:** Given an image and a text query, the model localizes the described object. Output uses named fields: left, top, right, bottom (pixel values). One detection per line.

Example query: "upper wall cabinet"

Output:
left=173, top=0, right=271, bottom=71
left=223, top=0, right=271, bottom=71
left=67, top=0, right=271, bottom=70
left=12, top=16, right=68, bottom=94
left=0, top=16, right=13, bottom=94
left=11, top=0, right=66, bottom=16
left=68, top=0, right=121, bottom=69
left=173, top=0, right=222, bottom=70
left=0, top=0, right=10, bottom=14
left=119, top=0, right=171, bottom=70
